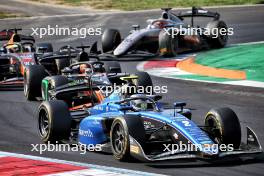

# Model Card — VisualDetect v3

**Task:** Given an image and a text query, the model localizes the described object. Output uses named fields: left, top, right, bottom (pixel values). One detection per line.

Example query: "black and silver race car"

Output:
left=102, top=7, right=228, bottom=57
left=24, top=43, right=115, bottom=100
left=24, top=43, right=153, bottom=102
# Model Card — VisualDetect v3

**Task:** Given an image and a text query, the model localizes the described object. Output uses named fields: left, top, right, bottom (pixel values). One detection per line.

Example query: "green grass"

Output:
left=196, top=43, right=264, bottom=82
left=0, top=12, right=17, bottom=19
left=0, top=11, right=29, bottom=19
left=31, top=0, right=264, bottom=10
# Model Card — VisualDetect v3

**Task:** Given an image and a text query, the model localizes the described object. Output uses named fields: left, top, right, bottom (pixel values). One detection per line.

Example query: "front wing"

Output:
left=129, top=127, right=262, bottom=162
left=0, top=77, right=24, bottom=89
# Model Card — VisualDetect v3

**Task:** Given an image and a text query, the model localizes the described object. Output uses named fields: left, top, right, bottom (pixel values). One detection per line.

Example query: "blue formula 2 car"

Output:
left=37, top=90, right=262, bottom=162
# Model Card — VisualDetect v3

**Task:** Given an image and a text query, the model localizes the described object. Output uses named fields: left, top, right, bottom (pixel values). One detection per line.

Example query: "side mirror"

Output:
left=173, top=102, right=186, bottom=116
left=174, top=102, right=186, bottom=108
left=37, top=47, right=48, bottom=53
left=109, top=67, right=121, bottom=73
left=132, top=24, right=140, bottom=30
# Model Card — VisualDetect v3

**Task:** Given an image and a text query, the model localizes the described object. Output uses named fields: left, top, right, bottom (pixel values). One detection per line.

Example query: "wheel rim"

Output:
left=171, top=37, right=177, bottom=54
left=41, top=86, right=45, bottom=100
left=39, top=109, right=49, bottom=137
left=112, top=122, right=125, bottom=154
left=205, top=115, right=221, bottom=143
left=218, top=24, right=228, bottom=45
left=23, top=73, right=28, bottom=96
left=219, top=32, right=228, bottom=44
left=113, top=33, right=121, bottom=49
left=219, top=29, right=228, bottom=43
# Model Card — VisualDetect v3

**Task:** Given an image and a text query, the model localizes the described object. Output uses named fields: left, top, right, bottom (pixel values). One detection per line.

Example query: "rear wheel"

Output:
left=102, top=29, right=121, bottom=53
left=135, top=71, right=153, bottom=95
left=205, top=107, right=241, bottom=149
left=110, top=115, right=145, bottom=161
left=38, top=100, right=71, bottom=143
left=24, top=65, right=47, bottom=100
left=206, top=20, right=228, bottom=48
left=159, top=28, right=178, bottom=57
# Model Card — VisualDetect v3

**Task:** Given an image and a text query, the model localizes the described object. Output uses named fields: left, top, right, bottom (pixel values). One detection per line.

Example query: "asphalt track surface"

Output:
left=0, top=0, right=96, bottom=16
left=1, top=4, right=264, bottom=176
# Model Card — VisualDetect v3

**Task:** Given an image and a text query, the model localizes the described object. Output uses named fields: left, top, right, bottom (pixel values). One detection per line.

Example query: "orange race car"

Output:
left=0, top=28, right=53, bottom=88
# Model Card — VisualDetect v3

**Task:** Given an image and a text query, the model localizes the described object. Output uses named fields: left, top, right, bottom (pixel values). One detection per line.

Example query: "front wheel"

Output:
left=102, top=29, right=121, bottom=53
left=206, top=20, right=228, bottom=48
left=110, top=115, right=145, bottom=161
left=204, top=107, right=241, bottom=149
left=135, top=71, right=153, bottom=95
left=24, top=65, right=47, bottom=100
left=159, top=28, right=178, bottom=57
left=38, top=100, right=71, bottom=143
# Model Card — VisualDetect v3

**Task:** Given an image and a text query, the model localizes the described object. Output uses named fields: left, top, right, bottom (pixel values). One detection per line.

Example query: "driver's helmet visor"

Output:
left=152, top=20, right=170, bottom=28
left=131, top=99, right=148, bottom=111
left=84, top=68, right=93, bottom=74
left=6, top=44, right=21, bottom=53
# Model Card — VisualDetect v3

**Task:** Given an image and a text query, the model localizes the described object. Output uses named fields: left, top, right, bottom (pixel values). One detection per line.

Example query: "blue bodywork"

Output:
left=78, top=91, right=217, bottom=155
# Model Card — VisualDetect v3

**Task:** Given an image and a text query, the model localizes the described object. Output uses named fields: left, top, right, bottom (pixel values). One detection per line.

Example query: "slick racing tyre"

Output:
left=55, top=58, right=70, bottom=74
left=38, top=100, right=71, bottom=143
left=24, top=65, right=47, bottom=101
left=110, top=115, right=145, bottom=161
left=159, top=28, right=178, bottom=57
left=205, top=107, right=241, bottom=149
left=206, top=20, right=228, bottom=48
left=135, top=71, right=153, bottom=95
left=104, top=61, right=122, bottom=73
left=36, top=43, right=53, bottom=53
left=102, top=29, right=121, bottom=53
left=42, top=75, right=68, bottom=101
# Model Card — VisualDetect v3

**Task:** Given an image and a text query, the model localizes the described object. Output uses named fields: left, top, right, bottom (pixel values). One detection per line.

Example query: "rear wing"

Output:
left=0, top=29, right=35, bottom=43
left=178, top=7, right=220, bottom=20
left=0, top=34, right=35, bottom=43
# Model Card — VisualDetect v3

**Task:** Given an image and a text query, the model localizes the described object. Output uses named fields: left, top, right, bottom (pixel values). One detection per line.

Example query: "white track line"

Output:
left=0, top=151, right=166, bottom=176
left=47, top=169, right=130, bottom=176
left=137, top=41, right=264, bottom=89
